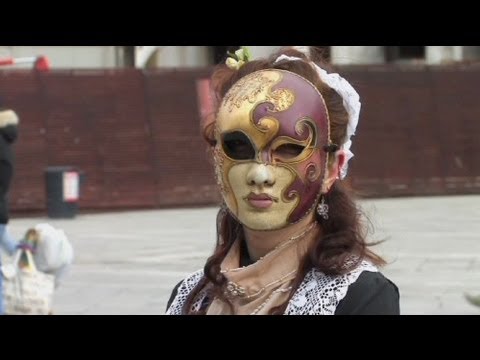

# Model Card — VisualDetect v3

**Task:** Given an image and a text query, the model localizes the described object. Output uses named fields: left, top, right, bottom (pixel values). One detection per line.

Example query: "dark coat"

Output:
left=0, top=109, right=19, bottom=224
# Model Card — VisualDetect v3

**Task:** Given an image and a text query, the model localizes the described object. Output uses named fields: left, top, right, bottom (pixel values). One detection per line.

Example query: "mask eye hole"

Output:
left=273, top=143, right=305, bottom=160
left=222, top=132, right=256, bottom=160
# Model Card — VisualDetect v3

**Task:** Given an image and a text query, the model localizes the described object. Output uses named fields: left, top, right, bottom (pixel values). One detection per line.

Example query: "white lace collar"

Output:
left=166, top=260, right=378, bottom=315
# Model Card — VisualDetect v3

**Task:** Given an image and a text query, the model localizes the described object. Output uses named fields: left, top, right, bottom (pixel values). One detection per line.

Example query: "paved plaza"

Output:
left=6, top=195, right=480, bottom=315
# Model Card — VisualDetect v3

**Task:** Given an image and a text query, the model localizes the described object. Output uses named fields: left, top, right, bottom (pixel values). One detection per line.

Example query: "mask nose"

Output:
left=247, top=163, right=275, bottom=187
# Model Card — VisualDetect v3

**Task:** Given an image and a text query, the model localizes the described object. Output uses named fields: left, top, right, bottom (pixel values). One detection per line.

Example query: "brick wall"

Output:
left=1, top=64, right=479, bottom=214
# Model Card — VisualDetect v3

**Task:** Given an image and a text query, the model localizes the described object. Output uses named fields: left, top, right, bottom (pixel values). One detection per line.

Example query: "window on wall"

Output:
left=212, top=46, right=241, bottom=64
left=123, top=46, right=135, bottom=67
left=463, top=46, right=480, bottom=61
left=115, top=46, right=135, bottom=67
left=385, top=46, right=426, bottom=63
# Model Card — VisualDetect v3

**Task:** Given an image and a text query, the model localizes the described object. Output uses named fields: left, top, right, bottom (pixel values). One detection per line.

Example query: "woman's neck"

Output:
left=243, top=211, right=317, bottom=262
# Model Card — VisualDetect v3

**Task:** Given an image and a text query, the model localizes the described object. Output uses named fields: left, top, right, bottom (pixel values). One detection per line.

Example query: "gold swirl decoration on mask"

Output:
left=305, top=162, right=322, bottom=183
left=270, top=117, right=318, bottom=165
left=254, top=116, right=280, bottom=152
left=264, top=88, right=295, bottom=112
left=276, top=162, right=301, bottom=207
left=285, top=187, right=299, bottom=203
left=294, top=119, right=321, bottom=182
left=218, top=70, right=290, bottom=152
left=294, top=117, right=318, bottom=148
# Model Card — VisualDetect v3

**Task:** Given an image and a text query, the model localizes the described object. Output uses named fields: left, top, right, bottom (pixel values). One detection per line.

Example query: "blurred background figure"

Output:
left=0, top=98, right=20, bottom=314
left=20, top=223, right=74, bottom=288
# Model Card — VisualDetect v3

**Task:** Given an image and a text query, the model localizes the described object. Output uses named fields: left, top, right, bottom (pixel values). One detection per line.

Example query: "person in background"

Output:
left=0, top=100, right=20, bottom=314
left=0, top=100, right=73, bottom=315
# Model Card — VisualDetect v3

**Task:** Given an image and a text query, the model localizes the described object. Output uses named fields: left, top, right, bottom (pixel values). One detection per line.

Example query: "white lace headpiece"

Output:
left=274, top=53, right=361, bottom=179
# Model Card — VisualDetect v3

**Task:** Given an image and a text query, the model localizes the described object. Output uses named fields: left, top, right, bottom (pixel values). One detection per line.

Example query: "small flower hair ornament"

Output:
left=225, top=47, right=252, bottom=70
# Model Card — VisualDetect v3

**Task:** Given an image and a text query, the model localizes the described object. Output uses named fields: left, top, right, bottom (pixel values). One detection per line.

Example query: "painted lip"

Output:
left=244, top=193, right=278, bottom=209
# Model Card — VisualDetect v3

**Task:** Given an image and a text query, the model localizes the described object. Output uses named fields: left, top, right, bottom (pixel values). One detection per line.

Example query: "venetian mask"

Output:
left=214, top=69, right=331, bottom=230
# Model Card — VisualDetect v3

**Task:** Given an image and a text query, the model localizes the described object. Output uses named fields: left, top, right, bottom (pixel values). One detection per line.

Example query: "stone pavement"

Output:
left=6, top=195, right=480, bottom=315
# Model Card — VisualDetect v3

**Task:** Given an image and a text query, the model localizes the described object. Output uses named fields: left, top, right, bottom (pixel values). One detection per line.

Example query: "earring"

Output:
left=316, top=195, right=329, bottom=220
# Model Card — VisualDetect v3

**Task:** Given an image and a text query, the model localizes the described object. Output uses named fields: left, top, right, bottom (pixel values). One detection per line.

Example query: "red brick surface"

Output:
left=1, top=64, right=479, bottom=214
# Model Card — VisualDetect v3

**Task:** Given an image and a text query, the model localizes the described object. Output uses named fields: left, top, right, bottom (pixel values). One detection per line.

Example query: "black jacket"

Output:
left=0, top=109, right=19, bottom=224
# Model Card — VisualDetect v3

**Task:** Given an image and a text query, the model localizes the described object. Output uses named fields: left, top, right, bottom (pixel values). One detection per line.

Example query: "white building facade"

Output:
left=1, top=46, right=479, bottom=68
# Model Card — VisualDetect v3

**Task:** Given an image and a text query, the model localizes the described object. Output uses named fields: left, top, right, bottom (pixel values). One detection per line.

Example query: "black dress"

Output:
left=334, top=271, right=399, bottom=315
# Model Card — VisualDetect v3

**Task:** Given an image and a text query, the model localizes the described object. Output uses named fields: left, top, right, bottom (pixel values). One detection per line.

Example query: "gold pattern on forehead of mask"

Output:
left=256, top=87, right=294, bottom=145
left=218, top=70, right=296, bottom=152
left=222, top=71, right=279, bottom=113
left=265, top=88, right=295, bottom=112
